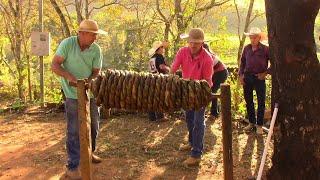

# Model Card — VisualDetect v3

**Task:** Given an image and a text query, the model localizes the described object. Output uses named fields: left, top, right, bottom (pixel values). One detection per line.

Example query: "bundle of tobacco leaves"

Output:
left=91, top=70, right=212, bottom=112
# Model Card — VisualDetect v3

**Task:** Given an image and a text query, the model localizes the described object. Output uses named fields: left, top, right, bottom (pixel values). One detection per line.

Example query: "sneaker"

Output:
left=179, top=144, right=192, bottom=151
left=182, top=156, right=201, bottom=167
left=256, top=126, right=263, bottom=135
left=92, top=154, right=102, bottom=164
left=244, top=123, right=255, bottom=132
left=63, top=168, right=81, bottom=180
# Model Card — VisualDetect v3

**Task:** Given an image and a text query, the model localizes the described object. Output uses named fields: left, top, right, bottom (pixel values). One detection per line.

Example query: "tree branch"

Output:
left=8, top=1, right=17, bottom=17
left=249, top=12, right=264, bottom=24
left=88, top=0, right=120, bottom=16
left=50, top=0, right=71, bottom=37
left=196, top=0, right=230, bottom=12
left=155, top=0, right=168, bottom=22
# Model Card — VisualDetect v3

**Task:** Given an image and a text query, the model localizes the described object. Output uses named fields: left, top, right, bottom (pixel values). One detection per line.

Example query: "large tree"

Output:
left=265, top=0, right=320, bottom=178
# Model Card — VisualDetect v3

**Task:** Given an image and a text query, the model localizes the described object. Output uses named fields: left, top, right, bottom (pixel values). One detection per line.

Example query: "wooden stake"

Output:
left=220, top=84, right=233, bottom=180
left=77, top=80, right=92, bottom=180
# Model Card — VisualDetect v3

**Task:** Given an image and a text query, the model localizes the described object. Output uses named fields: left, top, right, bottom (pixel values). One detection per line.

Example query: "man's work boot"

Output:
left=179, top=144, right=192, bottom=151
left=63, top=168, right=81, bottom=180
left=182, top=156, right=201, bottom=167
left=244, top=123, right=255, bottom=132
left=92, top=154, right=102, bottom=164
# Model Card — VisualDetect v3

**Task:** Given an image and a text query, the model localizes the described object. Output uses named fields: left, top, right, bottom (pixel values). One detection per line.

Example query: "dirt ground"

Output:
left=0, top=106, right=272, bottom=180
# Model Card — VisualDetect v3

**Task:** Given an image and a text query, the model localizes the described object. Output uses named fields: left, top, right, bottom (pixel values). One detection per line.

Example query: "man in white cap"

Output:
left=171, top=28, right=213, bottom=166
left=239, top=27, right=270, bottom=135
left=51, top=19, right=106, bottom=179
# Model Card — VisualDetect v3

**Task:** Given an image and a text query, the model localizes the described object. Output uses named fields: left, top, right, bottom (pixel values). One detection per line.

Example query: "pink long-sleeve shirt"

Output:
left=171, top=47, right=214, bottom=87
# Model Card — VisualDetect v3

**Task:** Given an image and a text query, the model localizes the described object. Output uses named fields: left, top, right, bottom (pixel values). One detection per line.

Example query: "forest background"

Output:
left=0, top=0, right=319, bottom=117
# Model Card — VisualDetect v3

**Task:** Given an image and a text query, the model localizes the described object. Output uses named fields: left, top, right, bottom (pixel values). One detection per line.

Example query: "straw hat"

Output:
left=148, top=41, right=168, bottom=57
left=244, top=27, right=262, bottom=36
left=188, top=28, right=204, bottom=43
left=78, top=19, right=107, bottom=35
left=180, top=28, right=205, bottom=43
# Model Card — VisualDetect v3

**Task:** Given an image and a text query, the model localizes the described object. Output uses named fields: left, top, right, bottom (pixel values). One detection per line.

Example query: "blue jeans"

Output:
left=211, top=69, right=229, bottom=116
left=243, top=74, right=266, bottom=126
left=65, top=98, right=100, bottom=170
left=185, top=107, right=206, bottom=158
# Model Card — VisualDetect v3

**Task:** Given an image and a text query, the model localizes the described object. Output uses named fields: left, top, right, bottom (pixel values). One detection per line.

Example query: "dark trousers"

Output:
left=243, top=74, right=266, bottom=126
left=210, top=69, right=229, bottom=116
left=148, top=112, right=164, bottom=121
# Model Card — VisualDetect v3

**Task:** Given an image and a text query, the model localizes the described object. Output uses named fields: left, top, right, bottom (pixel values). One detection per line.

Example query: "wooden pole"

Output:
left=220, top=83, right=233, bottom=180
left=39, top=0, right=44, bottom=107
left=77, top=80, right=92, bottom=180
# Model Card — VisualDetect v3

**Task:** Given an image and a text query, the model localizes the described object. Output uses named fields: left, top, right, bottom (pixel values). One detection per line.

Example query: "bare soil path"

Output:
left=0, top=107, right=272, bottom=180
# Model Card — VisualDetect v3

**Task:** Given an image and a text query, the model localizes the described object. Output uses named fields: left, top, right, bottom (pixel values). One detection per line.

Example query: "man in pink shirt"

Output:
left=171, top=28, right=214, bottom=166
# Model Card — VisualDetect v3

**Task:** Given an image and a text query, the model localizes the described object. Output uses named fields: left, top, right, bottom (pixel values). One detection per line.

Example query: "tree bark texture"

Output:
left=265, top=0, right=320, bottom=179
left=77, top=80, right=92, bottom=180
left=49, top=0, right=71, bottom=38
left=9, top=0, right=24, bottom=99
left=221, top=84, right=233, bottom=180
left=75, top=0, right=84, bottom=24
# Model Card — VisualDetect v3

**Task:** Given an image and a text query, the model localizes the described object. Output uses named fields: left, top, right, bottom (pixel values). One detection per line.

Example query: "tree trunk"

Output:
left=174, top=0, right=184, bottom=53
left=49, top=0, right=71, bottom=37
left=13, top=1, right=24, bottom=100
left=84, top=0, right=89, bottom=19
left=265, top=0, right=320, bottom=179
left=75, top=0, right=84, bottom=24
left=164, top=22, right=170, bottom=58
left=26, top=55, right=32, bottom=101
left=236, top=0, right=254, bottom=66
left=16, top=62, right=24, bottom=100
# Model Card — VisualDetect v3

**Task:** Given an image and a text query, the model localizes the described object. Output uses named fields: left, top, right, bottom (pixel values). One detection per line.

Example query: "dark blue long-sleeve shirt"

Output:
left=239, top=43, right=270, bottom=76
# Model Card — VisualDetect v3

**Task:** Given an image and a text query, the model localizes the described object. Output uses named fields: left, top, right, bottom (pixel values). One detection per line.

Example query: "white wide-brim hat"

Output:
left=78, top=19, right=107, bottom=35
left=244, top=27, right=262, bottom=36
left=245, top=27, right=269, bottom=46
left=148, top=41, right=168, bottom=57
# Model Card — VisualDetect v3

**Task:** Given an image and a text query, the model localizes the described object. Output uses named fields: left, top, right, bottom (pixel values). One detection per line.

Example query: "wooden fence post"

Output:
left=220, top=83, right=233, bottom=180
left=77, top=80, right=92, bottom=180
